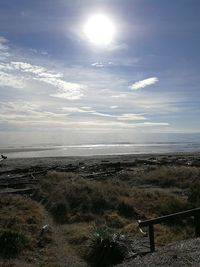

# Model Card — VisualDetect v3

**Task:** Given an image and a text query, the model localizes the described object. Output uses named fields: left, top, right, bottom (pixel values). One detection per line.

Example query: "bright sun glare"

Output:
left=84, top=14, right=115, bottom=46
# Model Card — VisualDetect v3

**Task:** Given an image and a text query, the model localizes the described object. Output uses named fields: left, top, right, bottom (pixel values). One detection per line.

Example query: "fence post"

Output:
left=149, top=224, right=155, bottom=252
left=194, top=212, right=200, bottom=237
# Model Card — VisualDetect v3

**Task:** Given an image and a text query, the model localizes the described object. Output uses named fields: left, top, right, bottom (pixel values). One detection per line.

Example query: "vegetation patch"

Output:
left=2, top=162, right=200, bottom=266
left=188, top=181, right=200, bottom=207
left=137, top=166, right=200, bottom=189
left=86, top=227, right=126, bottom=267
left=0, top=229, right=27, bottom=258
left=38, top=172, right=131, bottom=223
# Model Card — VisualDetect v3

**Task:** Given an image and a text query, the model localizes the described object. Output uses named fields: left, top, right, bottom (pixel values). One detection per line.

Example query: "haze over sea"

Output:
left=0, top=132, right=200, bottom=158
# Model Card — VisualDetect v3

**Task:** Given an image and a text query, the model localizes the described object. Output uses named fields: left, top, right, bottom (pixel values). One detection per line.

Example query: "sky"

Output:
left=0, top=0, right=200, bottom=146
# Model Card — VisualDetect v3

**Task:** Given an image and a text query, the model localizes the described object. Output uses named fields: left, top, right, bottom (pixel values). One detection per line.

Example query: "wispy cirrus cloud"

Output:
left=43, top=78, right=84, bottom=100
left=0, top=101, right=68, bottom=125
left=61, top=107, right=89, bottom=113
left=61, top=106, right=146, bottom=121
left=130, top=77, right=159, bottom=90
left=0, top=36, right=171, bottom=134
left=0, top=60, right=84, bottom=100
left=111, top=93, right=127, bottom=98
left=117, top=113, right=146, bottom=121
left=9, top=61, right=63, bottom=78
left=0, top=98, right=170, bottom=132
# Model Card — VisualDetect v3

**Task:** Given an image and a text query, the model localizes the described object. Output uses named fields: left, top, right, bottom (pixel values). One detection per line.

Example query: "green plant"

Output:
left=87, top=227, right=126, bottom=267
left=0, top=229, right=27, bottom=258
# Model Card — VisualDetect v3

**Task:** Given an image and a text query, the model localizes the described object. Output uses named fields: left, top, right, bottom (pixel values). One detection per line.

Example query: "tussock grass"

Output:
left=3, top=163, right=200, bottom=265
left=0, top=194, right=44, bottom=238
left=38, top=171, right=133, bottom=224
left=137, top=166, right=200, bottom=189
left=0, top=194, right=45, bottom=264
left=0, top=194, right=87, bottom=266
left=155, top=223, right=194, bottom=246
left=36, top=170, right=196, bottom=248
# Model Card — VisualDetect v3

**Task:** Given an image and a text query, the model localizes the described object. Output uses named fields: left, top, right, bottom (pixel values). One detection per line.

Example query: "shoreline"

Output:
left=1, top=151, right=200, bottom=170
left=1, top=142, right=200, bottom=159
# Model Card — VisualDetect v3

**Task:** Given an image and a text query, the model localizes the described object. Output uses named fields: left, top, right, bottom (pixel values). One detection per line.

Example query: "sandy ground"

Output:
left=1, top=152, right=200, bottom=170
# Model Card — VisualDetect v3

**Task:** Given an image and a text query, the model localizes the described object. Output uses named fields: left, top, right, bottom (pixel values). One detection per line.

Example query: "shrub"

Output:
left=39, top=173, right=126, bottom=222
left=0, top=229, right=27, bottom=258
left=139, top=166, right=200, bottom=189
left=105, top=213, right=127, bottom=228
left=50, top=201, right=70, bottom=223
left=156, top=197, right=190, bottom=225
left=87, top=227, right=126, bottom=267
left=188, top=182, right=200, bottom=207
left=118, top=201, right=138, bottom=218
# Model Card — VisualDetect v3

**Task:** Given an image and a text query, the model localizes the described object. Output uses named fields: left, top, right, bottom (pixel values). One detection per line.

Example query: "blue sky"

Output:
left=0, top=0, right=200, bottom=145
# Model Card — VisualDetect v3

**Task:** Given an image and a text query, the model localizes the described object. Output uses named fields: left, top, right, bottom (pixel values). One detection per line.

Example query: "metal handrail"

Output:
left=138, top=207, right=200, bottom=252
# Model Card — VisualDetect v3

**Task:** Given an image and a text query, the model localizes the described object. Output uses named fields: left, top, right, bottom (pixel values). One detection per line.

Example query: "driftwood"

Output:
left=0, top=188, right=34, bottom=195
left=82, top=170, right=119, bottom=179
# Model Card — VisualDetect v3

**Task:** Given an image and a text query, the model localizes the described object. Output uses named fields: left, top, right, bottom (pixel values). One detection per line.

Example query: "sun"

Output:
left=84, top=14, right=115, bottom=46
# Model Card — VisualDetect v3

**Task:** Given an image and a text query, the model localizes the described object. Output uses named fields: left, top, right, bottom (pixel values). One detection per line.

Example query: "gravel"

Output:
left=118, top=238, right=200, bottom=267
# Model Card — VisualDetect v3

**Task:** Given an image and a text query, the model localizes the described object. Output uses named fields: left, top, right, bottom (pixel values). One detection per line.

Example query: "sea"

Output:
left=0, top=142, right=200, bottom=158
left=0, top=133, right=199, bottom=158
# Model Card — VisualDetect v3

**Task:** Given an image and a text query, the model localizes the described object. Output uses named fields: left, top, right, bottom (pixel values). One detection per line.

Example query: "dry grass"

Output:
left=2, top=164, right=200, bottom=266
left=37, top=171, right=132, bottom=224
left=0, top=194, right=44, bottom=241
left=136, top=166, right=200, bottom=189
left=36, top=170, right=195, bottom=248
left=155, top=223, right=194, bottom=246
left=0, top=194, right=87, bottom=267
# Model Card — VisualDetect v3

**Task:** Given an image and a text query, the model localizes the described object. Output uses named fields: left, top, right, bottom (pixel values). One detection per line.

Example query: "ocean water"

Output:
left=0, top=132, right=199, bottom=158
left=1, top=142, right=200, bottom=158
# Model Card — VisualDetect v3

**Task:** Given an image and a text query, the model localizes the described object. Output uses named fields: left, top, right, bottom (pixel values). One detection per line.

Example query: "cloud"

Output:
left=61, top=107, right=147, bottom=122
left=0, top=101, right=68, bottom=124
left=0, top=71, right=25, bottom=89
left=111, top=94, right=127, bottom=98
left=61, top=107, right=89, bottom=113
left=0, top=36, right=10, bottom=60
left=110, top=106, right=118, bottom=109
left=51, top=120, right=169, bottom=129
left=0, top=101, right=169, bottom=130
left=91, top=62, right=104, bottom=68
left=142, top=122, right=169, bottom=126
left=90, top=111, right=146, bottom=121
left=91, top=61, right=118, bottom=68
left=10, top=61, right=63, bottom=78
left=117, top=113, right=146, bottom=121
left=0, top=60, right=84, bottom=100
left=81, top=106, right=93, bottom=110
left=91, top=111, right=116, bottom=118
left=41, top=78, right=84, bottom=100
left=130, top=77, right=159, bottom=90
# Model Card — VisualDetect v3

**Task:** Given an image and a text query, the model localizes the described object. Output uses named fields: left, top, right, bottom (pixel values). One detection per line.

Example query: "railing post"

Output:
left=149, top=224, right=155, bottom=252
left=194, top=212, right=200, bottom=237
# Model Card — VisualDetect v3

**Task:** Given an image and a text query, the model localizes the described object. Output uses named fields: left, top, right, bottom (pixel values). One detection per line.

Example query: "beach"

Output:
left=1, top=152, right=200, bottom=196
left=1, top=151, right=200, bottom=170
